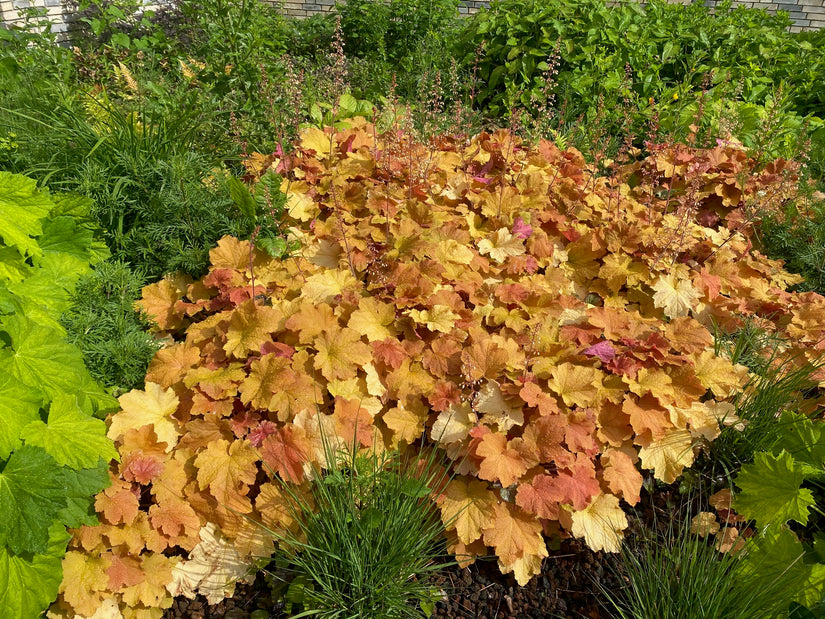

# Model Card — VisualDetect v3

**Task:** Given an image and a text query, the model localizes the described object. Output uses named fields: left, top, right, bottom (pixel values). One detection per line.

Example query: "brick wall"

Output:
left=2, top=0, right=824, bottom=36
left=1, top=0, right=73, bottom=35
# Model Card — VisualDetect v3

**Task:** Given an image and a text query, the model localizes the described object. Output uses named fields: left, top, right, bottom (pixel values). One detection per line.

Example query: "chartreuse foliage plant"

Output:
left=52, top=122, right=825, bottom=617
left=0, top=172, right=118, bottom=618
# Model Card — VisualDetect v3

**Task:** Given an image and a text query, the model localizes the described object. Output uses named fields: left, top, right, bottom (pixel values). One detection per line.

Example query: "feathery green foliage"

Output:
left=60, top=259, right=158, bottom=396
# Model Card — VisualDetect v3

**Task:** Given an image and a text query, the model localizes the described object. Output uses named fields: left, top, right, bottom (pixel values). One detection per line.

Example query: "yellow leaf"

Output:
left=475, top=380, right=524, bottom=432
left=109, top=383, right=180, bottom=452
left=363, top=362, right=387, bottom=397
left=301, top=269, right=360, bottom=304
left=565, top=492, right=628, bottom=552
left=477, top=228, right=525, bottom=263
left=59, top=551, right=111, bottom=617
left=547, top=363, right=602, bottom=409
left=652, top=274, right=701, bottom=318
left=482, top=503, right=547, bottom=566
left=299, top=126, right=331, bottom=157
left=638, top=428, right=695, bottom=483
left=430, top=402, right=478, bottom=444
left=436, top=239, right=475, bottom=265
left=194, top=439, right=259, bottom=512
left=223, top=299, right=284, bottom=359
left=627, top=367, right=676, bottom=405
left=313, top=328, right=372, bottom=381
left=438, top=477, right=497, bottom=545
left=348, top=297, right=398, bottom=341
left=408, top=305, right=460, bottom=333
left=120, top=553, right=177, bottom=609
left=303, top=237, right=341, bottom=268
left=286, top=190, right=320, bottom=222
left=692, top=350, right=749, bottom=398
left=383, top=401, right=428, bottom=446
left=499, top=551, right=545, bottom=586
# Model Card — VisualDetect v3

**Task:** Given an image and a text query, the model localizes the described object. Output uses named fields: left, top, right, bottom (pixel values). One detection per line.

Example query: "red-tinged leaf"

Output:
left=519, top=382, right=561, bottom=416
left=564, top=410, right=599, bottom=456
left=121, top=454, right=164, bottom=485
left=333, top=397, right=374, bottom=448
left=149, top=495, right=201, bottom=545
left=475, top=432, right=538, bottom=488
left=512, top=217, right=533, bottom=239
left=601, top=449, right=643, bottom=505
left=582, top=340, right=616, bottom=363
left=371, top=338, right=409, bottom=370
left=106, top=553, right=144, bottom=591
left=95, top=476, right=139, bottom=526
left=516, top=474, right=561, bottom=520
left=549, top=455, right=601, bottom=510
left=260, top=425, right=310, bottom=482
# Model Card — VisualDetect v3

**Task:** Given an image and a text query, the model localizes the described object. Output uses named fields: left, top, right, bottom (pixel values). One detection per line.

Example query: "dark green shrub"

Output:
left=457, top=0, right=824, bottom=171
left=61, top=259, right=159, bottom=396
left=335, top=0, right=462, bottom=100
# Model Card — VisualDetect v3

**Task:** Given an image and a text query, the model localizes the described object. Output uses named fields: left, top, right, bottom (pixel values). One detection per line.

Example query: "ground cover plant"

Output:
left=40, top=118, right=825, bottom=618
left=0, top=172, right=118, bottom=618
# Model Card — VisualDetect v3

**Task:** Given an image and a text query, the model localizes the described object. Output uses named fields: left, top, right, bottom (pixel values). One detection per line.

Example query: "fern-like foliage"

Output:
left=61, top=259, right=160, bottom=396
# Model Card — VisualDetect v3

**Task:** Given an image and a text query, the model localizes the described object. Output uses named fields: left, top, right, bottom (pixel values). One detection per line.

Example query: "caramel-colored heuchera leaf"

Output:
left=55, top=121, right=825, bottom=616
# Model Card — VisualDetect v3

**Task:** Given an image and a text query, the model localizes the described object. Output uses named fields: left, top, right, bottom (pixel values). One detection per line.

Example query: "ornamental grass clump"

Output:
left=262, top=435, right=454, bottom=618
left=600, top=497, right=806, bottom=619
left=51, top=120, right=825, bottom=618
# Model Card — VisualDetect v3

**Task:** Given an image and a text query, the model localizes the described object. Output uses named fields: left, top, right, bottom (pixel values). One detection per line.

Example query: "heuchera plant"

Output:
left=0, top=172, right=118, bottom=618
left=52, top=120, right=825, bottom=618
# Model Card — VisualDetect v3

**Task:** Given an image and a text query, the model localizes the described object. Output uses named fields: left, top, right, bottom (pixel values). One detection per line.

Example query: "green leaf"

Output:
left=0, top=445, right=66, bottom=554
left=6, top=270, right=74, bottom=318
left=37, top=216, right=94, bottom=267
left=256, top=234, right=287, bottom=259
left=339, top=93, right=358, bottom=114
left=227, top=177, right=258, bottom=220
left=0, top=171, right=52, bottom=258
left=798, top=563, right=825, bottom=609
left=734, top=450, right=816, bottom=527
left=0, top=314, right=95, bottom=402
left=0, top=373, right=42, bottom=461
left=773, top=412, right=825, bottom=474
left=0, top=521, right=70, bottom=619
left=738, top=527, right=811, bottom=602
left=0, top=247, right=30, bottom=283
left=20, top=394, right=118, bottom=469
left=58, top=459, right=110, bottom=529
left=49, top=193, right=92, bottom=219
